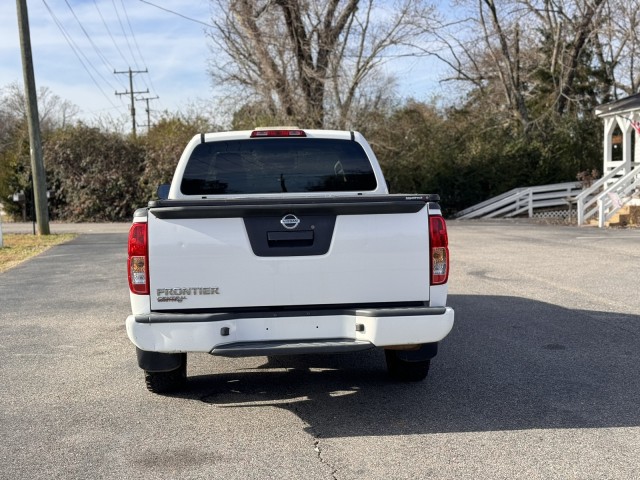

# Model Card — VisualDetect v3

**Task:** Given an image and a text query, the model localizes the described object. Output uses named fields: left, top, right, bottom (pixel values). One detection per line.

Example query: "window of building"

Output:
left=611, top=125, right=623, bottom=161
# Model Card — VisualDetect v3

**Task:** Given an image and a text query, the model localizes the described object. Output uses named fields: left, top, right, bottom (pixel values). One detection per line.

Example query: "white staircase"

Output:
left=575, top=164, right=640, bottom=227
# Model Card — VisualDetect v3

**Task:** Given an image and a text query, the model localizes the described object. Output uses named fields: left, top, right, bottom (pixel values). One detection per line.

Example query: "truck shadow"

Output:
left=174, top=294, right=640, bottom=438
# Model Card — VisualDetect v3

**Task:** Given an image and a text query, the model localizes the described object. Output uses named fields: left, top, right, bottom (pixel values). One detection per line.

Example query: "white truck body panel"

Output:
left=147, top=209, right=431, bottom=311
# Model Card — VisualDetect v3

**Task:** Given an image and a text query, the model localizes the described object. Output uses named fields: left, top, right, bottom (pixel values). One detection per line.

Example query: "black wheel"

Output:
left=144, top=354, right=187, bottom=394
left=385, top=349, right=430, bottom=382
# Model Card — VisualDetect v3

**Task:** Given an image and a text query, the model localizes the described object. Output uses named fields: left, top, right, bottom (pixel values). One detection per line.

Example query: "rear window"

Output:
left=180, top=138, right=377, bottom=195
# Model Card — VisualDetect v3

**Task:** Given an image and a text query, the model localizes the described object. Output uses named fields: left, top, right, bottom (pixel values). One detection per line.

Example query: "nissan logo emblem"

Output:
left=280, top=214, right=300, bottom=229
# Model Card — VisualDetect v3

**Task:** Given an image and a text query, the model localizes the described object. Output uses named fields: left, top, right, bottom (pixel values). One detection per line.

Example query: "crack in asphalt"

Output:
left=312, top=438, right=338, bottom=480
left=290, top=403, right=339, bottom=480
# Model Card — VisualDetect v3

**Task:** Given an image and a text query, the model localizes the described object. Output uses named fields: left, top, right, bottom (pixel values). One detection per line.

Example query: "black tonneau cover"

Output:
left=147, top=194, right=440, bottom=220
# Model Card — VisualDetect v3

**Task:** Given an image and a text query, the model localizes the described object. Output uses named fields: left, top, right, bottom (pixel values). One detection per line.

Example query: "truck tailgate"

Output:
left=147, top=197, right=433, bottom=311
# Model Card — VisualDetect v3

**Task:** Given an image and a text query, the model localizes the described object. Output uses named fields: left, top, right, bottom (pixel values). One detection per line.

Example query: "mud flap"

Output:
left=136, top=347, right=185, bottom=372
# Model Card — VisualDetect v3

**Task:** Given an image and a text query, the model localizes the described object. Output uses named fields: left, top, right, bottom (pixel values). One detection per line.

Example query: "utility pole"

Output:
left=135, top=95, right=159, bottom=131
left=16, top=0, right=50, bottom=235
left=115, top=68, right=148, bottom=138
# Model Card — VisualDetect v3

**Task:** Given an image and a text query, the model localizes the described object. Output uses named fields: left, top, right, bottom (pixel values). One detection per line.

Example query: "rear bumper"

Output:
left=126, top=306, right=454, bottom=356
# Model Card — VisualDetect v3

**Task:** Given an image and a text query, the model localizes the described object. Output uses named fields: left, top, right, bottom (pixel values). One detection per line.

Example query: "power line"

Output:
left=138, top=0, right=215, bottom=28
left=110, top=1, right=164, bottom=114
left=43, top=0, right=161, bottom=123
left=111, top=0, right=141, bottom=70
left=42, top=0, right=120, bottom=93
left=93, top=0, right=129, bottom=72
left=120, top=0, right=146, bottom=69
left=135, top=0, right=213, bottom=113
left=63, top=0, right=115, bottom=73
left=118, top=0, right=155, bottom=95
left=41, top=0, right=119, bottom=108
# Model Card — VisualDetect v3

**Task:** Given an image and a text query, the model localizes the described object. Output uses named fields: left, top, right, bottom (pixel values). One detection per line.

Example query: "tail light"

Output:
left=128, top=222, right=149, bottom=295
left=429, top=215, right=449, bottom=285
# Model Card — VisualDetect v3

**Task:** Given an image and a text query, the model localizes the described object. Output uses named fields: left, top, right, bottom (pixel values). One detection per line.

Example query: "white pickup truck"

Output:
left=126, top=128, right=454, bottom=393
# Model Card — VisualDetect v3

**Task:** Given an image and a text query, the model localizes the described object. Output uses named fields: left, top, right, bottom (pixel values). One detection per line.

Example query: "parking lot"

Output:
left=1, top=220, right=639, bottom=479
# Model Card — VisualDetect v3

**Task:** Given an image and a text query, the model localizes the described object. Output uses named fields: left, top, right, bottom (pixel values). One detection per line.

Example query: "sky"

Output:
left=1, top=0, right=448, bottom=131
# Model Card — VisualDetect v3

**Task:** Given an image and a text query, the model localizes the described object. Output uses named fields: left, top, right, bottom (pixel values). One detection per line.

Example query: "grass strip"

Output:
left=0, top=233, right=76, bottom=273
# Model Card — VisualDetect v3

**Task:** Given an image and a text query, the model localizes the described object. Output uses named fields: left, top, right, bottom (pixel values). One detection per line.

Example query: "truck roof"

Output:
left=198, top=129, right=355, bottom=143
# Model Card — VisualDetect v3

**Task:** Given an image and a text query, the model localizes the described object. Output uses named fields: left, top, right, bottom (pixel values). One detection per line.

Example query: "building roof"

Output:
left=596, top=92, right=640, bottom=117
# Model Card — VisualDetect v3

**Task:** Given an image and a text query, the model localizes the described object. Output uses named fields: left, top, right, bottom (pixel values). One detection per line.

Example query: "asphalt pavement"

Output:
left=1, top=220, right=640, bottom=479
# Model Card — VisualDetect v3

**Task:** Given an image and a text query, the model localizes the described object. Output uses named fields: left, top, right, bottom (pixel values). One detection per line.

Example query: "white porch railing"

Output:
left=456, top=182, right=581, bottom=220
left=454, top=186, right=524, bottom=219
left=575, top=163, right=627, bottom=225
left=594, top=168, right=640, bottom=227
left=575, top=164, right=640, bottom=226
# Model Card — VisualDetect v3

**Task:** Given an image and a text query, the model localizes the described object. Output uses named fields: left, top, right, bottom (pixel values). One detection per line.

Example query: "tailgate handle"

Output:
left=267, top=230, right=314, bottom=247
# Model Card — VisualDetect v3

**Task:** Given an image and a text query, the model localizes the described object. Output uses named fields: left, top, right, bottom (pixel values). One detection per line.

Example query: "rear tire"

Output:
left=144, top=354, right=187, bottom=394
left=385, top=350, right=430, bottom=382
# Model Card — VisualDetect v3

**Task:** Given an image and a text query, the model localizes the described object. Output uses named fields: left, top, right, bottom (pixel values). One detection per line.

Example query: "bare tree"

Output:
left=207, top=0, right=437, bottom=128
left=521, top=0, right=607, bottom=114
left=593, top=0, right=640, bottom=98
left=0, top=82, right=79, bottom=133
left=430, top=0, right=626, bottom=130
left=428, top=0, right=535, bottom=129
